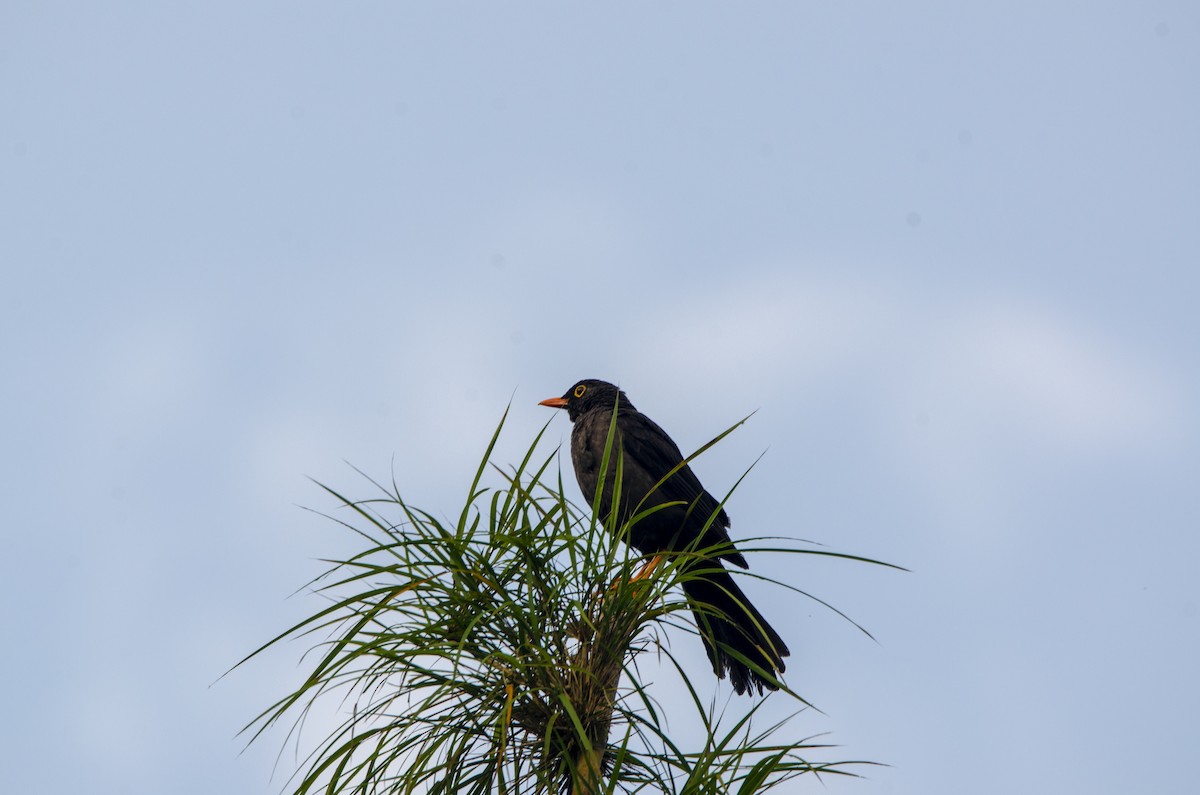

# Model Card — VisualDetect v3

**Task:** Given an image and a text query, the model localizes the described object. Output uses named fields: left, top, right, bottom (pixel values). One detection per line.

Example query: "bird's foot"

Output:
left=605, top=553, right=664, bottom=596
left=630, top=554, right=663, bottom=583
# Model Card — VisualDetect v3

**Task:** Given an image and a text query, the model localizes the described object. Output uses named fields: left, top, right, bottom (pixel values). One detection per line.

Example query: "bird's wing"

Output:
left=618, top=411, right=730, bottom=528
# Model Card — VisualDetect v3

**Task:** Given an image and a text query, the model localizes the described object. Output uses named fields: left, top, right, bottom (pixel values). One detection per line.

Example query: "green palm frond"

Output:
left=235, top=408, right=884, bottom=794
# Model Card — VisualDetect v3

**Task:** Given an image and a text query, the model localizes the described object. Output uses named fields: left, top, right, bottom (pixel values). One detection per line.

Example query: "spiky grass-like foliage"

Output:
left=238, top=408, right=882, bottom=794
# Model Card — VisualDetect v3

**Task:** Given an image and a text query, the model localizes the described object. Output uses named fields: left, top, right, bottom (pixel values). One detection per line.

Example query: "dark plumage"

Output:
left=540, top=379, right=789, bottom=695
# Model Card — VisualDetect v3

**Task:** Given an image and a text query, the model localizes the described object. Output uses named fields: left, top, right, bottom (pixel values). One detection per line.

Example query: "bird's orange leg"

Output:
left=629, top=554, right=664, bottom=584
left=606, top=553, right=665, bottom=594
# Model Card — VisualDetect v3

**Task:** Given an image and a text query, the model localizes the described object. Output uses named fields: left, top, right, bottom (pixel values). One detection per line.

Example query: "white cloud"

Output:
left=613, top=269, right=894, bottom=399
left=640, top=272, right=1187, bottom=456
left=928, top=300, right=1186, bottom=452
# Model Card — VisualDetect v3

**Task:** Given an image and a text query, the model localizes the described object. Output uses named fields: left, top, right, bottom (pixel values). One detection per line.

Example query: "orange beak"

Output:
left=539, top=397, right=569, bottom=409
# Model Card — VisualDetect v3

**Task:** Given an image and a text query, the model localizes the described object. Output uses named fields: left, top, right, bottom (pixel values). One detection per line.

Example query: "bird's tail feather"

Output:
left=680, top=564, right=790, bottom=696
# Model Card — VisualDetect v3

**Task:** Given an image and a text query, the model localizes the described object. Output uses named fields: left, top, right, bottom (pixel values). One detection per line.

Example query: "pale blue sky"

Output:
left=2, top=3, right=1197, bottom=793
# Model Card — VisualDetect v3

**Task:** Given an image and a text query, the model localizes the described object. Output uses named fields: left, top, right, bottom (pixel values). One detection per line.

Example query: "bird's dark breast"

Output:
left=569, top=413, right=604, bottom=505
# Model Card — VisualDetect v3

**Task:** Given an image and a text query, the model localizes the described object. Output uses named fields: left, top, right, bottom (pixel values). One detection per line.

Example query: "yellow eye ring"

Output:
left=573, top=384, right=587, bottom=398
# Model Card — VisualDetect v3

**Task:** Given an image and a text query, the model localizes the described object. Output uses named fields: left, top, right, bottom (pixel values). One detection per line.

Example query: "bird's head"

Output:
left=538, top=379, right=632, bottom=422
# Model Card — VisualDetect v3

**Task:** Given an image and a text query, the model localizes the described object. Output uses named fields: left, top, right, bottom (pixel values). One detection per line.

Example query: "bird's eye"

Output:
left=573, top=384, right=587, bottom=398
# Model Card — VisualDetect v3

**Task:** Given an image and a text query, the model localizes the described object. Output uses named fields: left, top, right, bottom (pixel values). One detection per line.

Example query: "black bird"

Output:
left=540, top=379, right=789, bottom=696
